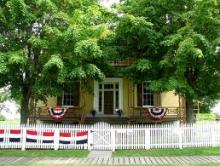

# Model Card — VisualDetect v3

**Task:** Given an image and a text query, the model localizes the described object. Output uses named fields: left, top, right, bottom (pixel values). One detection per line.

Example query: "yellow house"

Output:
left=32, top=76, right=186, bottom=124
left=31, top=59, right=186, bottom=124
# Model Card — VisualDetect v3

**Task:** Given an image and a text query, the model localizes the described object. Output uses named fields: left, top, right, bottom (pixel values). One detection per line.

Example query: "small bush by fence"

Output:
left=0, top=122, right=220, bottom=151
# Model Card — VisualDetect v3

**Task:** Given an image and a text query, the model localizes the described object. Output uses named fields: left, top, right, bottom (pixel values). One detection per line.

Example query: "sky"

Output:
left=101, top=0, right=120, bottom=8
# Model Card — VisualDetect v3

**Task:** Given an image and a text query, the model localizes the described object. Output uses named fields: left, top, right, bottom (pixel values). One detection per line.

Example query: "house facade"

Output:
left=32, top=75, right=186, bottom=124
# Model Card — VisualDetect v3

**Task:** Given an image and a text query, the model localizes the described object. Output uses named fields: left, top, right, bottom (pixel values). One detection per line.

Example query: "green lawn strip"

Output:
left=196, top=113, right=216, bottom=121
left=113, top=147, right=220, bottom=157
left=0, top=149, right=88, bottom=158
left=1, top=164, right=219, bottom=166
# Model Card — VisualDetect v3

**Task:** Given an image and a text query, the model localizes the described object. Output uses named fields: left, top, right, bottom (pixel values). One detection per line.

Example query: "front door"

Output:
left=94, top=78, right=123, bottom=115
left=104, top=91, right=114, bottom=114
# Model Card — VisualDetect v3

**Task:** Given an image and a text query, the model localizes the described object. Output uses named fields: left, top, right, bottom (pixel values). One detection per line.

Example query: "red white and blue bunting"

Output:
left=48, top=107, right=68, bottom=122
left=147, top=107, right=168, bottom=120
left=0, top=129, right=88, bottom=145
left=0, top=129, right=4, bottom=142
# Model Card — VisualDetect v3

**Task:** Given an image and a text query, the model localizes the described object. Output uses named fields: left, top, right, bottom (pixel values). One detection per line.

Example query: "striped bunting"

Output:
left=59, top=132, right=72, bottom=144
left=26, top=130, right=37, bottom=143
left=42, top=131, right=54, bottom=143
left=9, top=129, right=21, bottom=142
left=0, top=129, right=4, bottom=142
left=147, top=107, right=167, bottom=120
left=48, top=107, right=67, bottom=122
left=58, top=131, right=88, bottom=145
left=76, top=131, right=88, bottom=144
left=5, top=129, right=89, bottom=145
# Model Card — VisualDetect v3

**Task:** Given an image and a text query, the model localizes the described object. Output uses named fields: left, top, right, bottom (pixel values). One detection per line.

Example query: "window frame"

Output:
left=137, top=81, right=154, bottom=107
left=61, top=82, right=80, bottom=107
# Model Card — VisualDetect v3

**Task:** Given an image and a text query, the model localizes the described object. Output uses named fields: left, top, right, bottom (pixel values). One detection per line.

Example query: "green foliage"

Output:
left=0, top=87, right=11, bottom=103
left=0, top=115, right=6, bottom=121
left=196, top=113, right=216, bottom=121
left=0, top=0, right=110, bottom=123
left=75, top=39, right=103, bottom=59
left=115, top=14, right=159, bottom=57
left=112, top=0, right=220, bottom=122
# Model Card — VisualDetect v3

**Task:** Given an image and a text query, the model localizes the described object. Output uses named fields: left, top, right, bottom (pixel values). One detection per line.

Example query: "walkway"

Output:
left=0, top=156, right=220, bottom=165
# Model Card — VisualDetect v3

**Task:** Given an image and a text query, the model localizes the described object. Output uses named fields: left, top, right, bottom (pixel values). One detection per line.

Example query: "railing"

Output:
left=33, top=106, right=83, bottom=122
left=0, top=122, right=219, bottom=151
left=130, top=107, right=183, bottom=122
left=112, top=57, right=137, bottom=67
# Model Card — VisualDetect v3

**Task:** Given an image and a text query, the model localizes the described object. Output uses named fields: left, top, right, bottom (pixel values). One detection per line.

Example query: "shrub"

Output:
left=0, top=114, right=6, bottom=121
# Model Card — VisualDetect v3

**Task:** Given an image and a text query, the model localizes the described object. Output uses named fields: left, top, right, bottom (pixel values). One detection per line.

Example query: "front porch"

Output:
left=33, top=106, right=184, bottom=124
left=33, top=78, right=186, bottom=124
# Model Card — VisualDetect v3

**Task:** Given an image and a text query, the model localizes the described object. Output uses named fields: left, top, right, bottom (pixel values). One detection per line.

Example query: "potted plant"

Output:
left=91, top=109, right=96, bottom=117
left=115, top=109, right=123, bottom=117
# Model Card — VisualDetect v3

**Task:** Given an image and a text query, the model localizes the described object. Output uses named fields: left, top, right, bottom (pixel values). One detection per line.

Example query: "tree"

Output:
left=159, top=0, right=220, bottom=123
left=113, top=0, right=220, bottom=123
left=0, top=0, right=109, bottom=124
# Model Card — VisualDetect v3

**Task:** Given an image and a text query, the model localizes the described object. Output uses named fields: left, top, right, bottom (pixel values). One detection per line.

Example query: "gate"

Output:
left=90, top=122, right=114, bottom=150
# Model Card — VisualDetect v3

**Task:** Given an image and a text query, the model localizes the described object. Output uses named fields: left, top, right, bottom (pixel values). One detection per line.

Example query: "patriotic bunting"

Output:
left=26, top=130, right=38, bottom=143
left=42, top=131, right=54, bottom=143
left=0, top=129, right=4, bottom=142
left=9, top=129, right=21, bottom=142
left=1, top=128, right=88, bottom=145
left=59, top=132, right=72, bottom=144
left=76, top=131, right=88, bottom=144
left=147, top=107, right=167, bottom=120
left=48, top=107, right=68, bottom=122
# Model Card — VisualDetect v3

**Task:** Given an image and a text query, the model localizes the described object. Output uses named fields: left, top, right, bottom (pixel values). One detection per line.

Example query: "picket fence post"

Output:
left=211, top=124, right=216, bottom=147
left=21, top=127, right=26, bottom=151
left=178, top=126, right=183, bottom=149
left=87, top=129, right=92, bottom=151
left=111, top=127, right=115, bottom=152
left=54, top=128, right=60, bottom=150
left=144, top=128, right=150, bottom=149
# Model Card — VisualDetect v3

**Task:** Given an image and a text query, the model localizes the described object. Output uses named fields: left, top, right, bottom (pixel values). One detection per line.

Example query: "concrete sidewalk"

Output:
left=0, top=156, right=220, bottom=165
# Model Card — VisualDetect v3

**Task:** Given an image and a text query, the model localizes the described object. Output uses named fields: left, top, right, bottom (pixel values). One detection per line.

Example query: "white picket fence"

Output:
left=0, top=122, right=220, bottom=151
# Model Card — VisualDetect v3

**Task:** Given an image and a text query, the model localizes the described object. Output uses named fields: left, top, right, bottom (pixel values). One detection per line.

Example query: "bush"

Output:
left=0, top=115, right=6, bottom=121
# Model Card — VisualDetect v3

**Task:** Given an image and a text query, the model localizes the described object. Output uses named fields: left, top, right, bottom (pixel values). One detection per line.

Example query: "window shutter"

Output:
left=73, top=82, right=80, bottom=106
left=137, top=83, right=142, bottom=106
left=57, top=96, right=62, bottom=106
left=154, top=93, right=161, bottom=106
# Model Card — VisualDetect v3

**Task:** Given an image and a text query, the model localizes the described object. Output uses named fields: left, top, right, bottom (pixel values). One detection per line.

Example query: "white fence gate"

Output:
left=0, top=122, right=220, bottom=151
left=91, top=122, right=113, bottom=150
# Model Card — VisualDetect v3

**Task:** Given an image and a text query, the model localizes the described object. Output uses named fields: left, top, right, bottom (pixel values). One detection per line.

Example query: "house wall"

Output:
left=161, top=91, right=179, bottom=107
left=35, top=79, right=182, bottom=122
left=37, top=97, right=57, bottom=107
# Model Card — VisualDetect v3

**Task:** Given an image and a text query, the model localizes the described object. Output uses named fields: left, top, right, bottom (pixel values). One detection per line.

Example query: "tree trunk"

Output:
left=20, top=86, right=31, bottom=124
left=186, top=98, right=195, bottom=123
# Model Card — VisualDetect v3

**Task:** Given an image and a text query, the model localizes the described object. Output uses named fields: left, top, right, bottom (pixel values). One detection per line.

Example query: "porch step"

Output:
left=84, top=116, right=129, bottom=124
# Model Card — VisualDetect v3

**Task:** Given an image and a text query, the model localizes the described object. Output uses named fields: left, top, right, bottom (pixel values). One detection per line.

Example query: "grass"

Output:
left=0, top=149, right=89, bottom=158
left=1, top=164, right=220, bottom=166
left=113, top=147, right=220, bottom=157
left=0, top=119, right=19, bottom=124
left=196, top=113, right=216, bottom=121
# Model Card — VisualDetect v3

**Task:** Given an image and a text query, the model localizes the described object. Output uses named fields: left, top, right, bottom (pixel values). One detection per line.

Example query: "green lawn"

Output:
left=0, top=119, right=19, bottom=124
left=196, top=113, right=216, bottom=121
left=113, top=147, right=220, bottom=157
left=0, top=149, right=88, bottom=158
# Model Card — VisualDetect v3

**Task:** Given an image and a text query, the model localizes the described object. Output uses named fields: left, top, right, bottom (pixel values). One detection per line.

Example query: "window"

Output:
left=137, top=82, right=154, bottom=106
left=57, top=82, right=80, bottom=106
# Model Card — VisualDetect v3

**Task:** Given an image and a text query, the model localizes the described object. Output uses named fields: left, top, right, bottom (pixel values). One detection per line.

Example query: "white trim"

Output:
left=93, top=78, right=123, bottom=115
